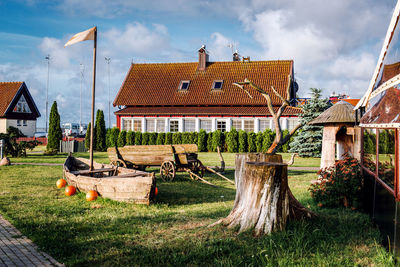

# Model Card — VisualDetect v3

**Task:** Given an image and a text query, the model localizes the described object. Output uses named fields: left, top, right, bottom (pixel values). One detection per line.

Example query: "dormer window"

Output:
left=212, top=80, right=223, bottom=90
left=179, top=80, right=190, bottom=91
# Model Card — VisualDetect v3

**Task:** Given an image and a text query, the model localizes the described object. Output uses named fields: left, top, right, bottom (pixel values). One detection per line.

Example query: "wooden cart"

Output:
left=107, top=144, right=205, bottom=181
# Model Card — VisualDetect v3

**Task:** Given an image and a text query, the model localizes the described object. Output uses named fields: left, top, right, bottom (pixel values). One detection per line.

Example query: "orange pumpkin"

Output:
left=155, top=187, right=158, bottom=197
left=86, top=190, right=98, bottom=201
left=65, top=185, right=76, bottom=196
left=56, top=179, right=67, bottom=189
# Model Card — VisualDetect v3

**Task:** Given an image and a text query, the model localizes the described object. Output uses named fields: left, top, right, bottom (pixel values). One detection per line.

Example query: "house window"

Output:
left=23, top=120, right=27, bottom=126
left=212, top=80, right=223, bottom=90
left=184, top=119, right=195, bottom=132
left=170, top=120, right=179, bottom=132
left=146, top=119, right=155, bottom=132
left=179, top=80, right=190, bottom=91
left=244, top=120, right=254, bottom=132
left=133, top=120, right=142, bottom=132
left=17, top=120, right=21, bottom=126
left=288, top=118, right=297, bottom=131
left=232, top=119, right=242, bottom=130
left=156, top=119, right=165, bottom=132
left=216, top=120, right=226, bottom=132
left=122, top=119, right=132, bottom=131
left=13, top=95, right=31, bottom=113
left=259, top=120, right=269, bottom=132
left=200, top=119, right=212, bottom=132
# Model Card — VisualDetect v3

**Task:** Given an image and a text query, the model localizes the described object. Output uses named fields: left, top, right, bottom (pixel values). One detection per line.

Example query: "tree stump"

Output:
left=211, top=153, right=316, bottom=235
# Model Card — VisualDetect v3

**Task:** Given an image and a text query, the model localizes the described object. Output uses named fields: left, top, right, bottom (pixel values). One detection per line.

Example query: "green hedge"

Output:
left=112, top=129, right=296, bottom=153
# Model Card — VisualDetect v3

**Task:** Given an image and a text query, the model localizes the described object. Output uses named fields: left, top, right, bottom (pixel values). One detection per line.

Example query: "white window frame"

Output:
left=184, top=119, right=195, bottom=132
left=212, top=80, right=224, bottom=90
left=200, top=119, right=212, bottom=132
left=146, top=119, right=155, bottom=132
left=178, top=80, right=190, bottom=91
left=169, top=120, right=179, bottom=133
left=232, top=119, right=242, bottom=130
left=243, top=120, right=254, bottom=132
left=216, top=120, right=227, bottom=132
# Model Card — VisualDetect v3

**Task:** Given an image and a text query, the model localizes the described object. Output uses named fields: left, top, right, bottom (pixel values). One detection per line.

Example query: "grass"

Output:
left=0, top=155, right=395, bottom=266
left=11, top=148, right=321, bottom=168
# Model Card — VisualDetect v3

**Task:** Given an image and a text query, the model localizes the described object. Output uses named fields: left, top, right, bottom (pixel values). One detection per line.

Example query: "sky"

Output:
left=0, top=0, right=397, bottom=129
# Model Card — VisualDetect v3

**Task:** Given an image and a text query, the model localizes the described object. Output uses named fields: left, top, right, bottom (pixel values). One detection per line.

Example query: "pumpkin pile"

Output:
left=56, top=179, right=99, bottom=201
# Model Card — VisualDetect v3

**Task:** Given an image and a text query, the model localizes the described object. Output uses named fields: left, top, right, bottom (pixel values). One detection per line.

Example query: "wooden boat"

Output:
left=63, top=155, right=156, bottom=204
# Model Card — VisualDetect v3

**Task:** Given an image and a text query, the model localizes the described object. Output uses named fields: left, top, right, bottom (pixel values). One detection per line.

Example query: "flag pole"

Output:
left=89, top=27, right=97, bottom=171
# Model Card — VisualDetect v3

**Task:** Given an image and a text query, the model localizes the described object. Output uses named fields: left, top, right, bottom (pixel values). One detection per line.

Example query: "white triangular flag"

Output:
left=64, top=27, right=96, bottom=47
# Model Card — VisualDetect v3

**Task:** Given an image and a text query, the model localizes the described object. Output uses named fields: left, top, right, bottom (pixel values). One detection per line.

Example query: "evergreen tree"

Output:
left=142, top=132, right=150, bottom=145
left=238, top=130, right=248, bottom=153
left=95, top=110, right=106, bottom=151
left=212, top=130, right=224, bottom=152
left=109, top=127, right=120, bottom=147
left=149, top=132, right=157, bottom=145
left=105, top=128, right=112, bottom=148
left=197, top=129, right=207, bottom=152
left=248, top=132, right=256, bottom=152
left=117, top=130, right=127, bottom=147
left=135, top=131, right=142, bottom=145
left=47, top=101, right=62, bottom=151
left=226, top=128, right=239, bottom=153
left=256, top=131, right=263, bottom=152
left=262, top=129, right=275, bottom=152
left=156, top=133, right=165, bottom=145
left=165, top=132, right=172, bottom=145
left=126, top=130, right=135, bottom=145
left=289, top=88, right=331, bottom=157
left=172, top=132, right=182, bottom=144
left=207, top=132, right=213, bottom=152
left=85, top=122, right=91, bottom=150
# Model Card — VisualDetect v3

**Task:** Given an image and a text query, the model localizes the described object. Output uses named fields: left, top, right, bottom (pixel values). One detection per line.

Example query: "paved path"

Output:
left=0, top=215, right=63, bottom=266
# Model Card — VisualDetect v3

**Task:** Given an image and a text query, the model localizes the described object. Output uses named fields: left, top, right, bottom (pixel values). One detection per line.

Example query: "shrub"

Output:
left=198, top=130, right=207, bottom=152
left=207, top=132, right=213, bottom=152
left=156, top=133, right=165, bottom=145
left=212, top=130, right=224, bottom=152
left=262, top=129, right=275, bottom=152
left=109, top=127, right=120, bottom=147
left=149, top=132, right=157, bottom=145
left=117, top=130, right=127, bottom=147
left=256, top=132, right=263, bottom=152
left=248, top=132, right=256, bottom=152
left=279, top=129, right=290, bottom=153
left=172, top=132, right=182, bottom=144
left=126, top=130, right=135, bottom=145
left=142, top=132, right=150, bottom=145
left=165, top=132, right=172, bottom=145
left=226, top=128, right=238, bottom=153
left=105, top=128, right=112, bottom=148
left=85, top=122, right=92, bottom=150
left=95, top=110, right=106, bottom=151
left=135, top=131, right=142, bottom=145
left=238, top=130, right=248, bottom=153
left=192, top=132, right=198, bottom=145
left=309, top=154, right=363, bottom=208
left=182, top=132, right=192, bottom=144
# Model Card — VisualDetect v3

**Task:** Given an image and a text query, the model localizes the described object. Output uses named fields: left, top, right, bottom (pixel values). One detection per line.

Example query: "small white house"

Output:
left=0, top=82, right=41, bottom=137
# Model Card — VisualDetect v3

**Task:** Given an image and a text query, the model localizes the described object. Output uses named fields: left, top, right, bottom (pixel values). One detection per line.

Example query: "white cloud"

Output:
left=208, top=32, right=235, bottom=61
left=103, top=23, right=170, bottom=56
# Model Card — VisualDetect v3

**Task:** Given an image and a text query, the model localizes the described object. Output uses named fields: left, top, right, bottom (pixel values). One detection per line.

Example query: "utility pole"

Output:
left=80, top=64, right=85, bottom=134
left=105, top=57, right=111, bottom=128
left=45, top=55, right=50, bottom=133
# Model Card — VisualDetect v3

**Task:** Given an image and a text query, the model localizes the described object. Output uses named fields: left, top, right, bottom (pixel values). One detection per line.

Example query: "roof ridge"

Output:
left=130, top=60, right=293, bottom=65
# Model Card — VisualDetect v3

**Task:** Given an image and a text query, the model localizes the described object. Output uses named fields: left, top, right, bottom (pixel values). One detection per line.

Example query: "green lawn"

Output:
left=0, top=155, right=394, bottom=266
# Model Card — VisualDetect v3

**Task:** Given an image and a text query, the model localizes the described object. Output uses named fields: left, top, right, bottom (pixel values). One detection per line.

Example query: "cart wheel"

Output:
left=111, top=159, right=126, bottom=168
left=191, top=160, right=205, bottom=178
left=160, top=161, right=176, bottom=181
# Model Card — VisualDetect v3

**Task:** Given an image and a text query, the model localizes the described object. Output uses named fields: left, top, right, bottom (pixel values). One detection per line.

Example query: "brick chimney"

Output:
left=233, top=50, right=240, bottom=61
left=197, top=45, right=209, bottom=71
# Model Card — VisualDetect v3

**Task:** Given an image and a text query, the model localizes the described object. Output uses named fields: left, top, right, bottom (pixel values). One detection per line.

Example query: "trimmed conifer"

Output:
left=126, top=130, right=134, bottom=145
left=207, top=132, right=213, bottom=152
left=85, top=122, right=91, bottom=151
left=226, top=128, right=238, bottom=153
left=95, top=110, right=106, bottom=151
left=248, top=132, right=256, bottom=152
left=117, top=130, right=127, bottom=147
left=156, top=133, right=165, bottom=145
left=47, top=101, right=62, bottom=151
left=109, top=127, right=120, bottom=147
left=142, top=133, right=150, bottom=145
left=256, top=131, right=263, bottom=152
left=134, top=131, right=142, bottom=145
left=212, top=130, right=224, bottom=152
left=149, top=132, right=157, bottom=145
left=198, top=129, right=207, bottom=152
left=238, top=130, right=247, bottom=153
left=165, top=132, right=172, bottom=145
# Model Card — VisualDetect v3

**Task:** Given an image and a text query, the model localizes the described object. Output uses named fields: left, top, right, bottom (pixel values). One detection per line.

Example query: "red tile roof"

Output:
left=0, top=82, right=23, bottom=117
left=115, top=106, right=301, bottom=117
left=113, top=60, right=294, bottom=107
left=361, top=88, right=400, bottom=125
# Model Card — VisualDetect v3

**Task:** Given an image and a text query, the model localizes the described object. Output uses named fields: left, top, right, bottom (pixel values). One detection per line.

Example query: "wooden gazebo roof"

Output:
left=309, top=101, right=356, bottom=126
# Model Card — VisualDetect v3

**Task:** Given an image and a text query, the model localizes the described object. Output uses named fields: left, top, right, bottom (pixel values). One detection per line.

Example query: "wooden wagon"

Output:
left=107, top=144, right=205, bottom=181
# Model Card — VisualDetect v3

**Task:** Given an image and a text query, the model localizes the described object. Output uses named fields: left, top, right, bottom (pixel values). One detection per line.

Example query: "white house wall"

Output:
left=5, top=119, right=36, bottom=137
left=0, top=119, right=6, bottom=134
left=120, top=116, right=299, bottom=133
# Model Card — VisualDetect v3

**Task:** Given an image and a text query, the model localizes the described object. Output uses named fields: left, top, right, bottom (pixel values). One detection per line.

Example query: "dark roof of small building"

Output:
left=113, top=60, right=294, bottom=107
left=115, top=105, right=301, bottom=117
left=360, top=88, right=400, bottom=125
left=309, top=100, right=356, bottom=125
left=0, top=82, right=23, bottom=116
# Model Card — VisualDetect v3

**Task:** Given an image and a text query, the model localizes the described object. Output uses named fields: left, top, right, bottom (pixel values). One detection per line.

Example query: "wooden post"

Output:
left=89, top=27, right=97, bottom=171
